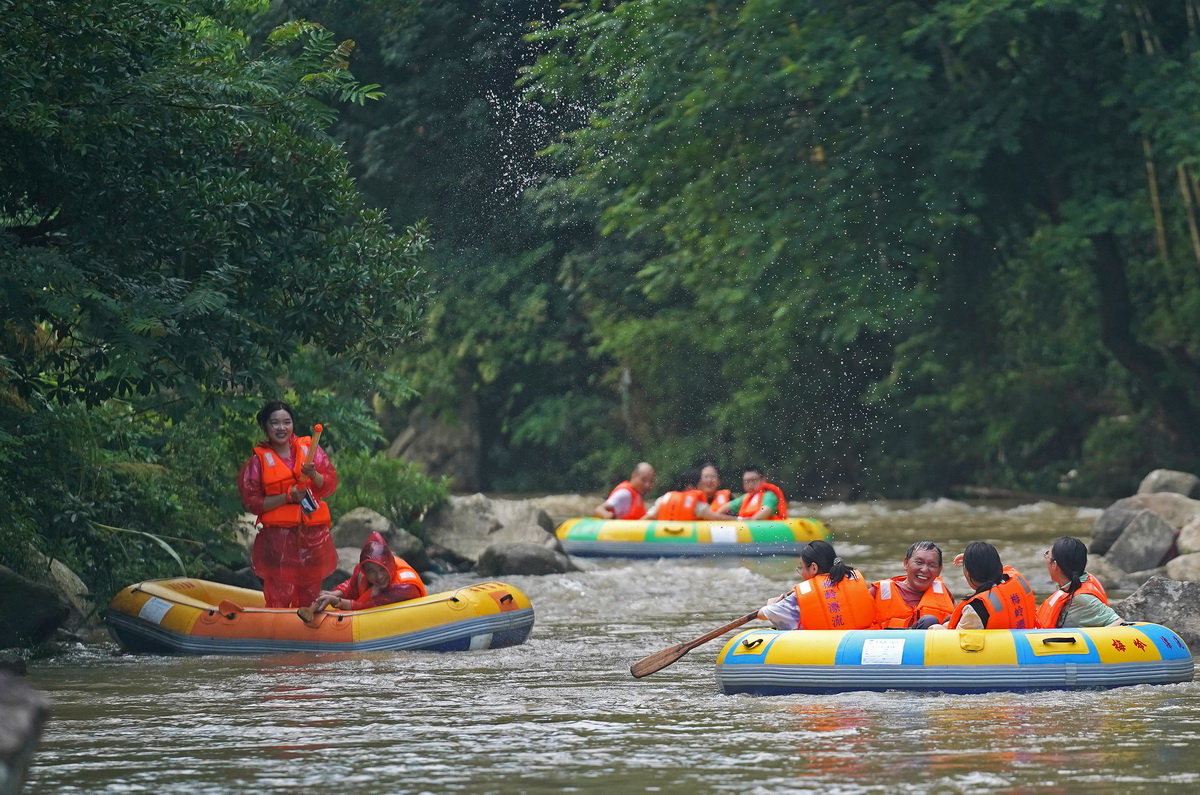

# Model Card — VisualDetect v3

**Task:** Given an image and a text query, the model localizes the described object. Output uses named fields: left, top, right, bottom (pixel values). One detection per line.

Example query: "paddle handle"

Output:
left=629, top=609, right=760, bottom=678
left=681, top=610, right=760, bottom=652
left=305, top=423, right=323, bottom=464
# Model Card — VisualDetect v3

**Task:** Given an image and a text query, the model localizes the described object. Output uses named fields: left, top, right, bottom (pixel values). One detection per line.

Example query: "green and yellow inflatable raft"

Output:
left=555, top=517, right=831, bottom=557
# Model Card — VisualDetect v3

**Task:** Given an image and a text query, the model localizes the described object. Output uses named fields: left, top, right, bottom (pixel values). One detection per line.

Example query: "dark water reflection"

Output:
left=25, top=500, right=1200, bottom=793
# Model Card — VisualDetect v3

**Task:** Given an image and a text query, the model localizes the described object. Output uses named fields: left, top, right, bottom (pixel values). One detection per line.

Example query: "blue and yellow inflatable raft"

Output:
left=106, top=578, right=535, bottom=655
left=555, top=517, right=831, bottom=557
left=715, top=623, right=1194, bottom=694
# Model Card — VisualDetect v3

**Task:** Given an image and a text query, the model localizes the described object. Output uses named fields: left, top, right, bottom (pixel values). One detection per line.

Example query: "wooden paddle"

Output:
left=629, top=609, right=760, bottom=678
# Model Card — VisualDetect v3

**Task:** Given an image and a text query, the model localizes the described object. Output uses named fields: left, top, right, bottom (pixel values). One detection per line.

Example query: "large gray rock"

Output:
left=0, top=567, right=67, bottom=649
left=423, top=494, right=561, bottom=564
left=475, top=543, right=579, bottom=576
left=331, top=508, right=433, bottom=573
left=1177, top=516, right=1200, bottom=555
left=1103, top=510, right=1176, bottom=573
left=1114, top=576, right=1200, bottom=649
left=0, top=672, right=50, bottom=794
left=1166, top=552, right=1200, bottom=583
left=1091, top=493, right=1200, bottom=555
left=1137, top=469, right=1200, bottom=498
left=529, top=494, right=600, bottom=527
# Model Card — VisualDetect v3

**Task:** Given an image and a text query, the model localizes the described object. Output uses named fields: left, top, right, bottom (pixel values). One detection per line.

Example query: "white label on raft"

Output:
left=860, top=638, right=906, bottom=665
left=710, top=525, right=739, bottom=544
left=138, top=596, right=173, bottom=624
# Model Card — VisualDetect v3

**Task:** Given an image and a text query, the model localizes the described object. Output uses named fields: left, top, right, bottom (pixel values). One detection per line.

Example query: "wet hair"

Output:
left=256, top=400, right=296, bottom=431
left=905, top=541, right=943, bottom=567
left=674, top=468, right=701, bottom=491
left=961, top=541, right=1004, bottom=595
left=1050, top=536, right=1088, bottom=596
left=741, top=465, right=764, bottom=477
left=800, top=539, right=855, bottom=585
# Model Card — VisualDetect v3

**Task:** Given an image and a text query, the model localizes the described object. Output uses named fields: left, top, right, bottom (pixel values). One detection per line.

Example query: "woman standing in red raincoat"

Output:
left=237, top=400, right=338, bottom=608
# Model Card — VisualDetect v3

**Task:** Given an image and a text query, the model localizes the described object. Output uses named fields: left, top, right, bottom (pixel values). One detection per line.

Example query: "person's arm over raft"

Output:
left=310, top=531, right=426, bottom=612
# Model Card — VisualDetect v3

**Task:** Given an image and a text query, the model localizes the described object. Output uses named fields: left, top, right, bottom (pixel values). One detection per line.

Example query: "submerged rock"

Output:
left=475, top=543, right=579, bottom=576
left=423, top=494, right=562, bottom=564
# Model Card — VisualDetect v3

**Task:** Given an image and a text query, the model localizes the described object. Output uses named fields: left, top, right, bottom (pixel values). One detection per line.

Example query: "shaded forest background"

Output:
left=4, top=0, right=1200, bottom=599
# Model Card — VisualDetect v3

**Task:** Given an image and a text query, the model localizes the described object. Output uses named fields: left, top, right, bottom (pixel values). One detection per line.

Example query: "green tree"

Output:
left=526, top=0, right=1200, bottom=496
left=1, top=0, right=428, bottom=407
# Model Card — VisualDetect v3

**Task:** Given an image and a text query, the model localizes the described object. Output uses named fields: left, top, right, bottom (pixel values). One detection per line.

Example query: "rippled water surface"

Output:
left=25, top=500, right=1200, bottom=793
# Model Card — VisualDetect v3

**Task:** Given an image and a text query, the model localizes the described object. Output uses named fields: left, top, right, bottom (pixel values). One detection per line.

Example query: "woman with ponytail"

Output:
left=934, top=541, right=1037, bottom=630
left=1036, top=536, right=1123, bottom=628
left=758, top=540, right=876, bottom=630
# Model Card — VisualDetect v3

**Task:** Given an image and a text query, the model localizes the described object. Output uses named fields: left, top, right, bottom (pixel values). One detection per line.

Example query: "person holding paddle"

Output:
left=758, top=540, right=876, bottom=630
left=237, top=400, right=338, bottom=608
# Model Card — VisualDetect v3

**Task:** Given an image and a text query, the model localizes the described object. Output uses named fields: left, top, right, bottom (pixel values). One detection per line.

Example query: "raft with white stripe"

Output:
left=715, top=624, right=1194, bottom=694
left=555, top=517, right=831, bottom=557
left=106, top=578, right=534, bottom=655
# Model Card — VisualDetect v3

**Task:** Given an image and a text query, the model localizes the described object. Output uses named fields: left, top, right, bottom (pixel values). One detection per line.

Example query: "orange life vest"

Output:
left=737, top=482, right=788, bottom=519
left=871, top=575, right=956, bottom=628
left=946, top=566, right=1037, bottom=629
left=658, top=489, right=708, bottom=521
left=254, top=436, right=331, bottom=526
left=607, top=481, right=646, bottom=520
left=1036, top=575, right=1109, bottom=628
left=794, top=571, right=877, bottom=630
left=346, top=555, right=427, bottom=601
left=709, top=489, right=731, bottom=512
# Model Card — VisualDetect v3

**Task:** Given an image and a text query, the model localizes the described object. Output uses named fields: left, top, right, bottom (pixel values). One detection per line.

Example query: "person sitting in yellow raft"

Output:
left=931, top=541, right=1037, bottom=630
left=869, top=541, right=956, bottom=629
left=1037, top=536, right=1124, bottom=628
left=308, top=531, right=427, bottom=612
left=641, top=468, right=725, bottom=521
left=593, top=462, right=656, bottom=520
left=713, top=466, right=788, bottom=520
left=758, top=540, right=876, bottom=630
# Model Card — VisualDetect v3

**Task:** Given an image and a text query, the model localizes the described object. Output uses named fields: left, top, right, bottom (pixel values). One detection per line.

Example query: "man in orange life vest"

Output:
left=869, top=541, right=955, bottom=629
left=593, top=462, right=656, bottom=520
left=714, top=466, right=788, bottom=520
left=642, top=469, right=725, bottom=521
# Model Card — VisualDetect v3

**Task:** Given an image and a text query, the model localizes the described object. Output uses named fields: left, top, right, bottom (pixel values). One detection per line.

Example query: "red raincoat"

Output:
left=332, top=531, right=427, bottom=610
left=238, top=435, right=339, bottom=608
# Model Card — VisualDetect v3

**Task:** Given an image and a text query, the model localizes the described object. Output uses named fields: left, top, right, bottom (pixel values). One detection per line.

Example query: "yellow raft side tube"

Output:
left=715, top=623, right=1194, bottom=694
left=106, top=578, right=534, bottom=655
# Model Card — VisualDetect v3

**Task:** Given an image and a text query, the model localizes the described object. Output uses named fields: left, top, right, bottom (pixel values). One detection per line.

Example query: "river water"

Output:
left=24, top=499, right=1200, bottom=793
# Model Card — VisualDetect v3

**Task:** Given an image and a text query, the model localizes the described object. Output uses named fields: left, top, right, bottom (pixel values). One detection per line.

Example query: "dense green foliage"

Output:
left=0, top=0, right=443, bottom=601
left=297, top=0, right=1200, bottom=498
left=7, top=0, right=1200, bottom=617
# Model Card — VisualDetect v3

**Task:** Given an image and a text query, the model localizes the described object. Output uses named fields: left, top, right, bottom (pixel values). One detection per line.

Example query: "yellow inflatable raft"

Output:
left=106, top=578, right=534, bottom=655
left=555, top=517, right=831, bottom=557
left=715, top=623, right=1194, bottom=694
